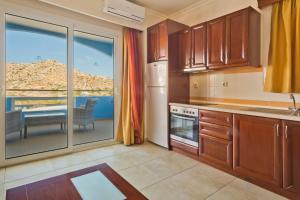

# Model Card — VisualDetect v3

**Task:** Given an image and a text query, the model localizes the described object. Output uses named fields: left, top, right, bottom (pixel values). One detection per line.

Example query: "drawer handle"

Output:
left=226, top=117, right=230, bottom=122
left=285, top=125, right=288, bottom=139
left=274, top=124, right=279, bottom=137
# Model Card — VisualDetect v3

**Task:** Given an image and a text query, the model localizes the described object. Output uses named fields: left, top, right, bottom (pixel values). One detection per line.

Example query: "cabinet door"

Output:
left=282, top=120, right=300, bottom=195
left=157, top=22, right=168, bottom=61
left=233, top=115, right=282, bottom=187
left=147, top=26, right=158, bottom=63
left=191, top=23, right=206, bottom=68
left=225, top=9, right=249, bottom=66
left=178, top=29, right=191, bottom=69
left=207, top=17, right=226, bottom=68
left=199, top=134, right=232, bottom=169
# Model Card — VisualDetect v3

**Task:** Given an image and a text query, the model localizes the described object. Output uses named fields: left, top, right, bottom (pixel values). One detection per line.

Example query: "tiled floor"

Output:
left=0, top=142, right=288, bottom=200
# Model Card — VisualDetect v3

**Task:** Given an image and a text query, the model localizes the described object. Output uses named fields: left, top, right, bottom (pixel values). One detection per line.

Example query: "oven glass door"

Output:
left=170, top=114, right=198, bottom=142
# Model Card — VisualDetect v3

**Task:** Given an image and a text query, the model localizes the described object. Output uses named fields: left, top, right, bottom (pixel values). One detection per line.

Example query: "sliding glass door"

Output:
left=2, top=12, right=116, bottom=161
left=73, top=31, right=114, bottom=145
left=5, top=14, right=68, bottom=158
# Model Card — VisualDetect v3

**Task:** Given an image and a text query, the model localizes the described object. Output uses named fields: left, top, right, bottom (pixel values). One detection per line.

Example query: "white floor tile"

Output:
left=0, top=168, right=4, bottom=185
left=207, top=178, right=288, bottom=200
left=0, top=184, right=4, bottom=200
left=5, top=159, right=54, bottom=182
left=2, top=142, right=287, bottom=200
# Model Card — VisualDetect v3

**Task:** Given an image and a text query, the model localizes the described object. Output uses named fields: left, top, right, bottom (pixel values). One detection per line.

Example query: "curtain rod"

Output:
left=258, top=0, right=281, bottom=9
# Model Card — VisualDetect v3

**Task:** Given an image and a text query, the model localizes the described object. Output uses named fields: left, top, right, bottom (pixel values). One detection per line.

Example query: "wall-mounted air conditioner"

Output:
left=103, top=0, right=145, bottom=23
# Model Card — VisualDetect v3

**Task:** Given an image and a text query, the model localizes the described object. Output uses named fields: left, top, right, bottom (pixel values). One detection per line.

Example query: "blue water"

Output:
left=6, top=96, right=114, bottom=120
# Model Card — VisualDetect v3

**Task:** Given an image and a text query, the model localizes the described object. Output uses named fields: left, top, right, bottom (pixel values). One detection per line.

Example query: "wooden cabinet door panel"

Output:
left=199, top=110, right=233, bottom=127
left=192, top=24, right=206, bottom=68
left=282, top=120, right=300, bottom=195
left=200, top=122, right=232, bottom=140
left=226, top=9, right=249, bottom=65
left=233, top=115, right=282, bottom=187
left=157, top=22, right=168, bottom=61
left=207, top=17, right=226, bottom=68
left=178, top=29, right=191, bottom=69
left=147, top=26, right=157, bottom=63
left=199, top=134, right=233, bottom=169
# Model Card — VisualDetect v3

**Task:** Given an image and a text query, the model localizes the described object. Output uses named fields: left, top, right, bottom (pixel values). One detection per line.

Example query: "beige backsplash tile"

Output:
left=190, top=71, right=300, bottom=104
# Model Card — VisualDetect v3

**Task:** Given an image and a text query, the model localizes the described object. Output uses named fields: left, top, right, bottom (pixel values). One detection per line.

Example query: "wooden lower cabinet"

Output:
left=233, top=115, right=282, bottom=187
left=199, top=134, right=232, bottom=169
left=172, top=109, right=300, bottom=199
left=282, top=120, right=300, bottom=196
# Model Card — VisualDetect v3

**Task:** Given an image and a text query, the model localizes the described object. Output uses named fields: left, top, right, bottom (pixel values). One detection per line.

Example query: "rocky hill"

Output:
left=6, top=60, right=113, bottom=97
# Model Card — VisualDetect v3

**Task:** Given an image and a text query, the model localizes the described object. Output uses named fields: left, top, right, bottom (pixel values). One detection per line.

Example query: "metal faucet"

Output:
left=289, top=94, right=300, bottom=116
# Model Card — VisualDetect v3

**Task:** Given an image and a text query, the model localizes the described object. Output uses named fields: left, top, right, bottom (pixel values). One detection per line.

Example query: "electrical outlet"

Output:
left=222, top=82, right=229, bottom=87
left=193, top=82, right=199, bottom=89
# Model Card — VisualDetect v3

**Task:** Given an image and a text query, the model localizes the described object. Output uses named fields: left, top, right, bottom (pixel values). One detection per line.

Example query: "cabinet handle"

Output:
left=226, top=117, right=230, bottom=122
left=285, top=125, right=288, bottom=139
left=274, top=124, right=279, bottom=137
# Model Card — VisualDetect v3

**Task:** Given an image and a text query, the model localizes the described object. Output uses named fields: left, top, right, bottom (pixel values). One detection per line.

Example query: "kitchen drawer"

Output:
left=171, top=139, right=198, bottom=155
left=199, top=110, right=233, bottom=127
left=199, top=134, right=233, bottom=169
left=200, top=122, right=232, bottom=140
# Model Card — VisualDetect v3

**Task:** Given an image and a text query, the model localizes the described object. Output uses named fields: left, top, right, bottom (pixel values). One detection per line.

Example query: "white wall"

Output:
left=37, top=0, right=167, bottom=30
left=170, top=0, right=300, bottom=104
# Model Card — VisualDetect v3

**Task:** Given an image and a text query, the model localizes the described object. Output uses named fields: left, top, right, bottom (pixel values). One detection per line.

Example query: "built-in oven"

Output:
left=170, top=106, right=199, bottom=147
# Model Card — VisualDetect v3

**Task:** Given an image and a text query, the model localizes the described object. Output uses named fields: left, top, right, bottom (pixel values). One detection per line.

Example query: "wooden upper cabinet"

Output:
left=282, top=120, right=300, bottom=195
left=191, top=23, right=207, bottom=68
left=157, top=22, right=168, bottom=61
left=147, top=21, right=168, bottom=63
left=207, top=17, right=226, bottom=68
left=178, top=29, right=191, bottom=69
left=225, top=9, right=249, bottom=66
left=147, top=26, right=158, bottom=63
left=233, top=115, right=282, bottom=187
left=225, top=8, right=260, bottom=67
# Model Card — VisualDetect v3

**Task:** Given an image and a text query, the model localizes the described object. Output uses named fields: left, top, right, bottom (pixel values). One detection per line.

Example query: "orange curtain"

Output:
left=117, top=28, right=144, bottom=145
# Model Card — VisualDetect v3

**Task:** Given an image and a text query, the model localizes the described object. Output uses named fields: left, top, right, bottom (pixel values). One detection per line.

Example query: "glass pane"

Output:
left=73, top=31, right=114, bottom=145
left=5, top=15, right=68, bottom=158
left=170, top=115, right=194, bottom=140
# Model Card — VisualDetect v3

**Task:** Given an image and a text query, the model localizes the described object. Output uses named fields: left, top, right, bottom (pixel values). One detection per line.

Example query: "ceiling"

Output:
left=130, top=0, right=202, bottom=15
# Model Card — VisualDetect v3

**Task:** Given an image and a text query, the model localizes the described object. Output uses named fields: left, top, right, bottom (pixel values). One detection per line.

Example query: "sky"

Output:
left=6, top=27, right=114, bottom=78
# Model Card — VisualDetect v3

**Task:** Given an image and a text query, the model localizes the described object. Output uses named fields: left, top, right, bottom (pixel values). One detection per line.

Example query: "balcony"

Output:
left=5, top=95, right=114, bottom=159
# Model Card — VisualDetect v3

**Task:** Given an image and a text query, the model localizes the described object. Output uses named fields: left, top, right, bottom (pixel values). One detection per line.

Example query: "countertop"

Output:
left=169, top=102, right=300, bottom=122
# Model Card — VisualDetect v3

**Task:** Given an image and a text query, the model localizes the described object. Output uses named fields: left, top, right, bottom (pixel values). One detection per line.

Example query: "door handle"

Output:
left=172, top=114, right=196, bottom=121
left=0, top=85, right=4, bottom=96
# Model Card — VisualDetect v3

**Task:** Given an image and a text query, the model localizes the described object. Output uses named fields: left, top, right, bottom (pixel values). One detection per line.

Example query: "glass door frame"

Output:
left=0, top=4, right=121, bottom=167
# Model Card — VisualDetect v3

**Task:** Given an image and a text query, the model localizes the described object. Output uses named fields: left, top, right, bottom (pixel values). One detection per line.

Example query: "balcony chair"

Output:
left=5, top=110, right=23, bottom=139
left=74, top=99, right=97, bottom=130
